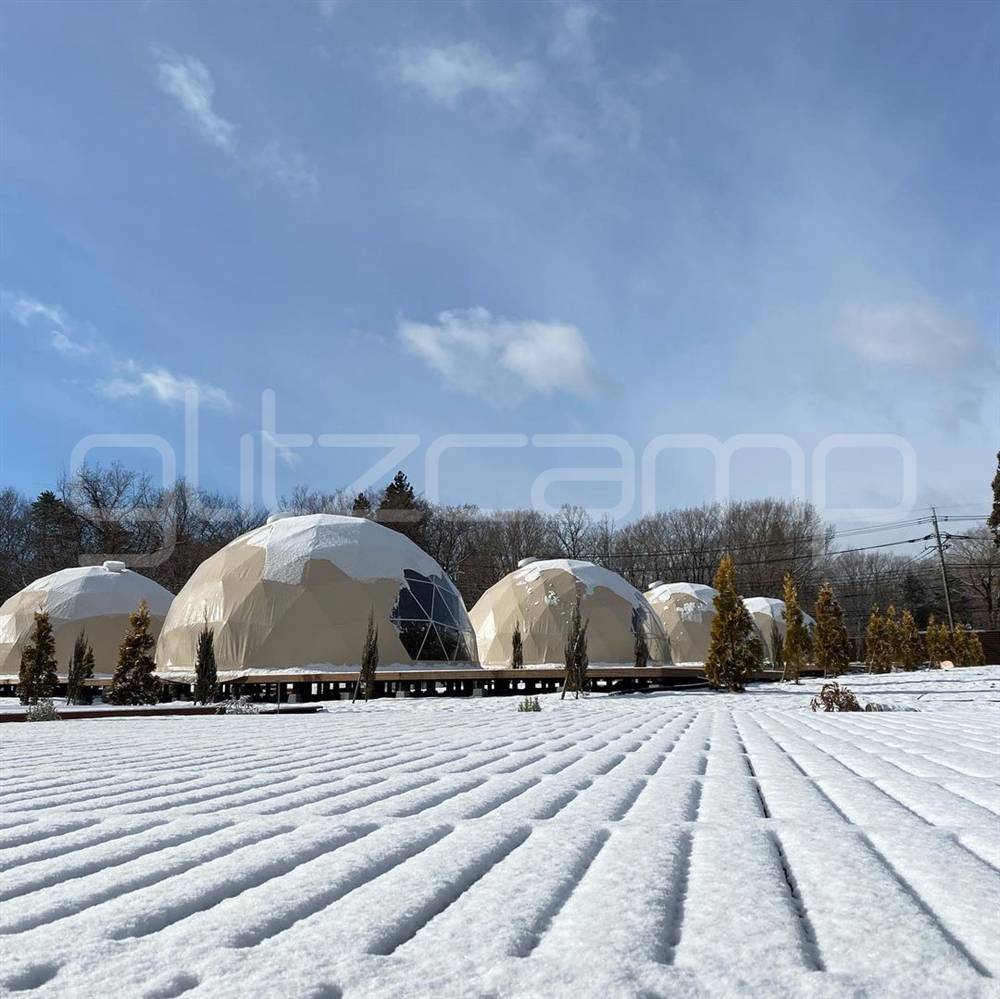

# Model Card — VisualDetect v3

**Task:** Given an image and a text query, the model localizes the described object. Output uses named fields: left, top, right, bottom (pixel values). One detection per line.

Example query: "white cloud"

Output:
left=51, top=331, right=92, bottom=357
left=838, top=299, right=986, bottom=369
left=153, top=50, right=318, bottom=195
left=3, top=289, right=232, bottom=412
left=99, top=367, right=232, bottom=411
left=317, top=0, right=341, bottom=18
left=389, top=20, right=644, bottom=159
left=394, top=42, right=539, bottom=108
left=262, top=430, right=304, bottom=468
left=4, top=293, right=68, bottom=329
left=254, top=141, right=320, bottom=199
left=398, top=307, right=603, bottom=399
left=3, top=290, right=94, bottom=356
left=155, top=53, right=235, bottom=152
left=549, top=3, right=602, bottom=66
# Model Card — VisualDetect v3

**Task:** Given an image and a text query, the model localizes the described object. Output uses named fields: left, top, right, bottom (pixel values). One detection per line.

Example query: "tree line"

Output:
left=2, top=461, right=997, bottom=639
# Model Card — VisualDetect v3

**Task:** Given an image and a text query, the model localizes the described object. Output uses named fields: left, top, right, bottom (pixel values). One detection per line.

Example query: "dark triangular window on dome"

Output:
left=391, top=571, right=475, bottom=663
left=408, top=579, right=435, bottom=616
left=393, top=588, right=427, bottom=621
left=396, top=620, right=428, bottom=659
left=419, top=624, right=447, bottom=661
left=432, top=587, right=458, bottom=627
left=438, top=625, right=460, bottom=661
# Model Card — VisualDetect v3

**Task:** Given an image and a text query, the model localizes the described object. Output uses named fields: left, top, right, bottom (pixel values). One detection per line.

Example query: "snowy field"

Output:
left=1, top=670, right=998, bottom=999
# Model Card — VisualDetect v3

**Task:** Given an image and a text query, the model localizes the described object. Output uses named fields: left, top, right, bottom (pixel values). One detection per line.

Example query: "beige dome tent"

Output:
left=156, top=513, right=478, bottom=679
left=743, top=597, right=815, bottom=663
left=0, top=562, right=174, bottom=680
left=644, top=582, right=718, bottom=664
left=470, top=558, right=670, bottom=667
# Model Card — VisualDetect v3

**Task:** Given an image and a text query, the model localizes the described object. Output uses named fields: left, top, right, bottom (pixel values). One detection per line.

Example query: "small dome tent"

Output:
left=470, top=559, right=670, bottom=667
left=743, top=596, right=815, bottom=663
left=644, top=582, right=719, bottom=664
left=0, top=562, right=174, bottom=680
left=155, top=514, right=478, bottom=678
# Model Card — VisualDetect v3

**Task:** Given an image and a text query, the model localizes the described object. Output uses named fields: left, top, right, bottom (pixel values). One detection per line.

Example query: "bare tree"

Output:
left=949, top=528, right=999, bottom=628
left=549, top=504, right=592, bottom=559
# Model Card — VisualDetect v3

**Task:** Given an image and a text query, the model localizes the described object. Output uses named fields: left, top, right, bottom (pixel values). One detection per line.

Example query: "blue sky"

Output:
left=1, top=0, right=996, bottom=522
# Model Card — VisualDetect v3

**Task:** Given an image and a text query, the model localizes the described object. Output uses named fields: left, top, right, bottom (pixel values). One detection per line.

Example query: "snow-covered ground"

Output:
left=1, top=669, right=998, bottom=998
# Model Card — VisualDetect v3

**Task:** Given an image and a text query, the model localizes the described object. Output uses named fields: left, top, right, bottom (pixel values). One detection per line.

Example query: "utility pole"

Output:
left=930, top=507, right=955, bottom=632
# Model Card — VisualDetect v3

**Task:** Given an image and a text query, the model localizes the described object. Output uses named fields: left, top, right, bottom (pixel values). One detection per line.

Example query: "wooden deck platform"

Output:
left=0, top=664, right=825, bottom=707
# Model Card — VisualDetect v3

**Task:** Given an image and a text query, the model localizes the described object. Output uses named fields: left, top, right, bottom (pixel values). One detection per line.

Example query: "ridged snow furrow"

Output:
left=0, top=670, right=997, bottom=999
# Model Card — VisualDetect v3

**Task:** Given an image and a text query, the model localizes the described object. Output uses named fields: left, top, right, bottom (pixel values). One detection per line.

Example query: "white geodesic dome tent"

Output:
left=743, top=596, right=815, bottom=663
left=0, top=562, right=174, bottom=680
left=644, top=582, right=719, bottom=664
left=155, top=513, right=478, bottom=678
left=470, top=558, right=671, bottom=667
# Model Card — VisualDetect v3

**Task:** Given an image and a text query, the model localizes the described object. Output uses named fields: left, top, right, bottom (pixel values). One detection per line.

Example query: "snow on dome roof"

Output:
left=17, top=564, right=174, bottom=619
left=646, top=581, right=719, bottom=606
left=0, top=565, right=174, bottom=678
left=513, top=558, right=649, bottom=607
left=156, top=513, right=478, bottom=676
left=470, top=558, right=670, bottom=667
left=233, top=513, right=445, bottom=586
left=743, top=596, right=786, bottom=619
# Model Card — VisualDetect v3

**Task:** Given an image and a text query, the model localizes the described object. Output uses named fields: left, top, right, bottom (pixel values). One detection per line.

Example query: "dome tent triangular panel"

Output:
left=644, top=582, right=719, bottom=665
left=470, top=558, right=671, bottom=667
left=155, top=514, right=478, bottom=677
left=743, top=596, right=816, bottom=663
left=0, top=563, right=174, bottom=679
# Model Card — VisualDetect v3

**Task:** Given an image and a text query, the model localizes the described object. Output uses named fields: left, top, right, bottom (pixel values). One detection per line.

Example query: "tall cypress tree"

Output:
left=18, top=611, right=59, bottom=705
left=510, top=621, right=524, bottom=669
left=353, top=607, right=379, bottom=702
left=66, top=629, right=95, bottom=705
left=813, top=582, right=849, bottom=678
left=561, top=598, right=589, bottom=699
left=897, top=609, right=923, bottom=671
left=883, top=605, right=901, bottom=669
left=966, top=629, right=985, bottom=667
left=107, top=600, right=160, bottom=705
left=193, top=623, right=217, bottom=704
left=989, top=451, right=1000, bottom=548
left=925, top=615, right=951, bottom=667
left=865, top=606, right=891, bottom=674
left=705, top=554, right=762, bottom=692
left=951, top=626, right=975, bottom=667
left=781, top=573, right=809, bottom=684
left=633, top=622, right=649, bottom=669
left=769, top=621, right=784, bottom=672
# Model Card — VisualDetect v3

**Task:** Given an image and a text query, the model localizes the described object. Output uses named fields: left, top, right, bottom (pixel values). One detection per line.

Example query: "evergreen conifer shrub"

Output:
left=66, top=630, right=95, bottom=705
left=781, top=573, right=809, bottom=684
left=897, top=609, right=923, bottom=671
left=193, top=623, right=218, bottom=704
left=813, top=582, right=849, bottom=678
left=18, top=611, right=59, bottom=705
left=511, top=622, right=524, bottom=669
left=107, top=600, right=160, bottom=705
left=561, top=598, right=589, bottom=700
left=865, top=607, right=891, bottom=674
left=705, top=554, right=762, bottom=692
left=353, top=608, right=379, bottom=702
